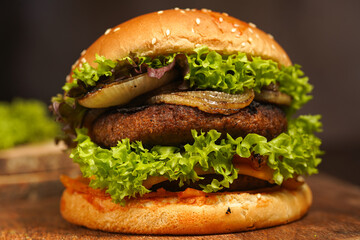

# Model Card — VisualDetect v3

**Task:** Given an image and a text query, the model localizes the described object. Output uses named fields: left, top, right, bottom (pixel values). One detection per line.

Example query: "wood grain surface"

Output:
left=0, top=173, right=359, bottom=240
left=0, top=141, right=80, bottom=202
left=0, top=141, right=73, bottom=175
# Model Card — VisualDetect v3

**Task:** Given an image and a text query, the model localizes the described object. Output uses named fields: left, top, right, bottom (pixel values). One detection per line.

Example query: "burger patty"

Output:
left=150, top=174, right=274, bottom=192
left=89, top=101, right=287, bottom=147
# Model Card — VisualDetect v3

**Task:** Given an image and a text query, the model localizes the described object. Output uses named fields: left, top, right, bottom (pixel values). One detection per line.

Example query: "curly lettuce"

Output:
left=71, top=115, right=322, bottom=205
left=62, top=54, right=117, bottom=92
left=67, top=47, right=312, bottom=114
left=0, top=99, right=60, bottom=149
left=186, top=47, right=312, bottom=113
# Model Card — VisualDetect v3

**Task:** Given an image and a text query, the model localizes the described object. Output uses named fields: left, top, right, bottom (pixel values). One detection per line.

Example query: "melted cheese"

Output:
left=233, top=163, right=274, bottom=183
left=142, top=163, right=274, bottom=189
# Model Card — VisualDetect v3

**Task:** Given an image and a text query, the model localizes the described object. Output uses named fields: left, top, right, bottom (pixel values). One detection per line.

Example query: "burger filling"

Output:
left=51, top=47, right=323, bottom=205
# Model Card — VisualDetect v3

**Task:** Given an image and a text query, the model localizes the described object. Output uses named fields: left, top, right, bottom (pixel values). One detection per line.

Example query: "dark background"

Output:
left=1, top=0, right=359, bottom=184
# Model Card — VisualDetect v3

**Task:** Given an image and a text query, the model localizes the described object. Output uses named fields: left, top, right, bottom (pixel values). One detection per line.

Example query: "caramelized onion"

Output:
left=255, top=89, right=292, bottom=106
left=147, top=89, right=255, bottom=115
left=78, top=71, right=177, bottom=108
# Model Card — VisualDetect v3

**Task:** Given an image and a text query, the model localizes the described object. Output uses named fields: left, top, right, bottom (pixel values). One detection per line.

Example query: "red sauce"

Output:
left=61, top=175, right=218, bottom=207
left=60, top=175, right=111, bottom=198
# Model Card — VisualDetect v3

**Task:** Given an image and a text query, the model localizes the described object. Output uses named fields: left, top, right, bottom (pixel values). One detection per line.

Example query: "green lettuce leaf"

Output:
left=68, top=47, right=312, bottom=113
left=63, top=54, right=117, bottom=91
left=185, top=47, right=312, bottom=114
left=70, top=115, right=323, bottom=205
left=0, top=98, right=60, bottom=149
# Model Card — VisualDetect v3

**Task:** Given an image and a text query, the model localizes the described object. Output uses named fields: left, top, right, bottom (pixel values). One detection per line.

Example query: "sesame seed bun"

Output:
left=60, top=183, right=312, bottom=234
left=71, top=8, right=291, bottom=77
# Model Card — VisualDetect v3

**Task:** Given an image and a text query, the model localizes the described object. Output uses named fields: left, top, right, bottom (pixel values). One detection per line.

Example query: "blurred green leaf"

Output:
left=0, top=98, right=59, bottom=149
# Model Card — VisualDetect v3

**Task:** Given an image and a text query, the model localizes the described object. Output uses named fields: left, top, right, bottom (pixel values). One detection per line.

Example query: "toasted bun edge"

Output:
left=60, top=183, right=312, bottom=234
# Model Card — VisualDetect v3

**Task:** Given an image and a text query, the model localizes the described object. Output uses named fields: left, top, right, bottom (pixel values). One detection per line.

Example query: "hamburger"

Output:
left=51, top=8, right=323, bottom=234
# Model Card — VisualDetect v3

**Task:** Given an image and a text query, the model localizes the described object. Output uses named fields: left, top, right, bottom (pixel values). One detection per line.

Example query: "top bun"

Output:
left=71, top=8, right=291, bottom=76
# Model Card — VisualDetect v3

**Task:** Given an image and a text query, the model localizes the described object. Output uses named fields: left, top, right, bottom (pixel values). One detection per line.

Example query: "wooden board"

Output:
left=0, top=173, right=359, bottom=239
left=0, top=141, right=74, bottom=175
left=0, top=141, right=80, bottom=202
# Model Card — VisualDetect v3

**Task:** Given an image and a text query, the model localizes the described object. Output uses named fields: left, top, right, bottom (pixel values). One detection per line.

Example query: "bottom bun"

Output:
left=60, top=184, right=312, bottom=235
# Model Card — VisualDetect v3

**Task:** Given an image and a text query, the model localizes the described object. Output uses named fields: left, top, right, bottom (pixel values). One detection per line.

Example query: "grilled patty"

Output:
left=89, top=101, right=287, bottom=147
left=150, top=174, right=274, bottom=192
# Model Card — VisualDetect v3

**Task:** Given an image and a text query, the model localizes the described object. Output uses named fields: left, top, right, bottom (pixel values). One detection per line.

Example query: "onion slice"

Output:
left=78, top=71, right=177, bottom=108
left=255, top=90, right=292, bottom=106
left=147, top=89, right=255, bottom=115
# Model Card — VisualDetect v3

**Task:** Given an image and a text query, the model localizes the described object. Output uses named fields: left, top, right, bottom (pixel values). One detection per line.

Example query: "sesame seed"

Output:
left=268, top=33, right=274, bottom=39
left=157, top=10, right=163, bottom=14
left=249, top=37, right=253, bottom=42
left=223, top=12, right=229, bottom=16
left=255, top=33, right=260, bottom=39
left=81, top=58, right=86, bottom=63
left=234, top=23, right=239, bottom=27
left=235, top=34, right=241, bottom=38
left=185, top=8, right=190, bottom=11
left=166, top=29, right=170, bottom=36
left=152, top=38, right=157, bottom=44
left=113, top=27, right=120, bottom=32
left=73, top=60, right=79, bottom=67
left=196, top=18, right=201, bottom=25
left=257, top=193, right=261, bottom=199
left=174, top=7, right=179, bottom=10
left=241, top=42, right=246, bottom=47
left=80, top=49, right=86, bottom=56
left=195, top=43, right=201, bottom=48
left=219, top=17, right=223, bottom=22
left=271, top=44, right=276, bottom=49
left=191, top=9, right=196, bottom=11
left=231, top=28, right=236, bottom=33
left=249, top=22, right=257, bottom=28
left=180, top=10, right=185, bottom=14
left=248, top=28, right=253, bottom=34
left=104, top=28, right=111, bottom=35
left=79, top=63, right=83, bottom=69
left=191, top=28, right=195, bottom=33
left=66, top=75, right=70, bottom=81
